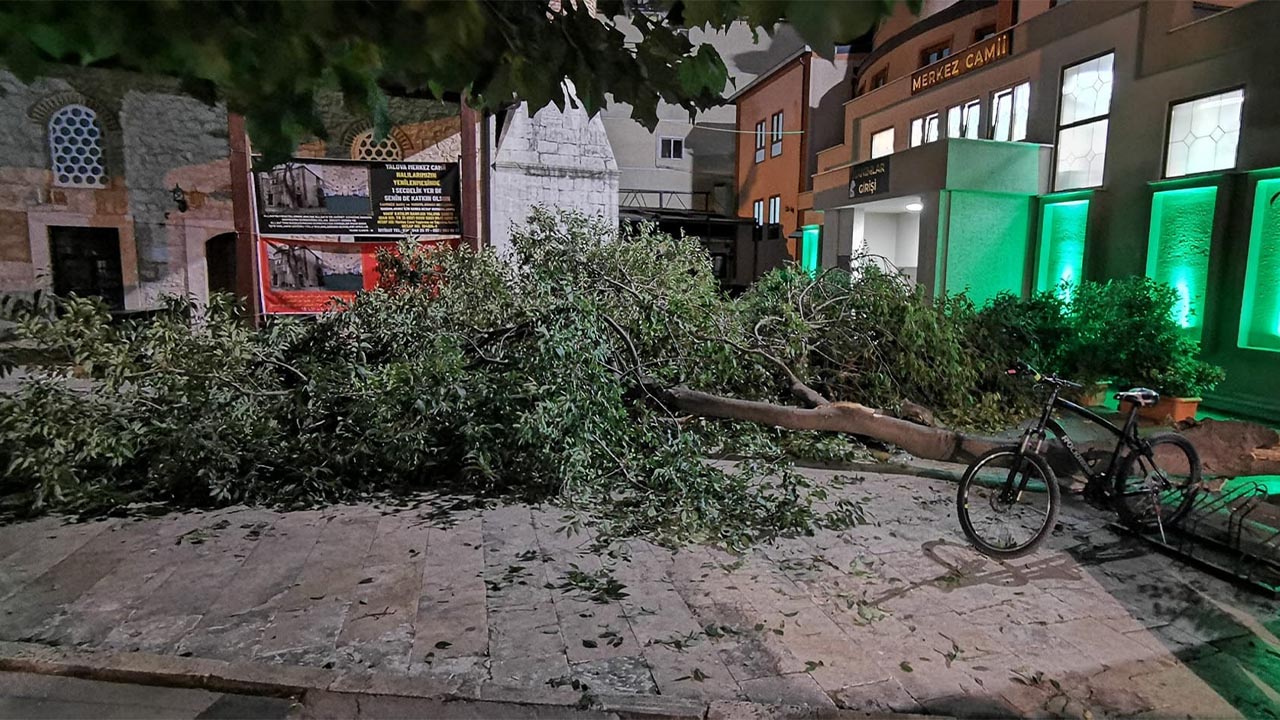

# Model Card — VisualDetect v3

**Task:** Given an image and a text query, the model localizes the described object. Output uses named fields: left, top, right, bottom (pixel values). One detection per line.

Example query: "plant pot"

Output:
left=1067, top=381, right=1110, bottom=407
left=1122, top=396, right=1201, bottom=425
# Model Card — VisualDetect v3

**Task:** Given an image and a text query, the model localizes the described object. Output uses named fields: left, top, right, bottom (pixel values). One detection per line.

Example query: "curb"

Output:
left=0, top=640, right=929, bottom=719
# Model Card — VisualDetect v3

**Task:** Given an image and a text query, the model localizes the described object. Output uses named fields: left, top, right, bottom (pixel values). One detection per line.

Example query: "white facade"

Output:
left=488, top=97, right=620, bottom=257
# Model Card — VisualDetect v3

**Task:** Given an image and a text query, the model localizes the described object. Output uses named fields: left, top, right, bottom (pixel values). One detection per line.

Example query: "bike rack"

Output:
left=1117, top=480, right=1280, bottom=596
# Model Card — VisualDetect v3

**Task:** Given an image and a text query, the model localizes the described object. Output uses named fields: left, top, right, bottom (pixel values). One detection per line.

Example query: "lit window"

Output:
left=754, top=121, right=766, bottom=163
left=770, top=112, right=784, bottom=157
left=870, top=127, right=894, bottom=159
left=659, top=136, right=684, bottom=160
left=1165, top=88, right=1243, bottom=178
left=947, top=100, right=981, bottom=139
left=992, top=82, right=1030, bottom=142
left=48, top=104, right=107, bottom=187
left=768, top=196, right=781, bottom=225
left=753, top=199, right=764, bottom=226
left=921, top=42, right=952, bottom=67
left=1055, top=53, right=1114, bottom=190
left=910, top=113, right=940, bottom=147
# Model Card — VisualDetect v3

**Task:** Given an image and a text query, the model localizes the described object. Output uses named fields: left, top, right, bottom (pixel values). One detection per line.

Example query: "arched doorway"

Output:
left=205, top=232, right=238, bottom=297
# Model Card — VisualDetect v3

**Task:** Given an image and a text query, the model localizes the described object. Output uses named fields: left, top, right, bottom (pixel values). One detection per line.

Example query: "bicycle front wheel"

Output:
left=957, top=447, right=1060, bottom=559
left=1113, top=434, right=1201, bottom=530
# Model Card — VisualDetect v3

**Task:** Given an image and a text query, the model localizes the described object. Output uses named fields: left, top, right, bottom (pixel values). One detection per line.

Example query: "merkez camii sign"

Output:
left=911, top=31, right=1012, bottom=94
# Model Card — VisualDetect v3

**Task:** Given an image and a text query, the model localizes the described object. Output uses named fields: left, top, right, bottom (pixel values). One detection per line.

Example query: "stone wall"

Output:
left=0, top=68, right=236, bottom=309
left=489, top=99, right=619, bottom=257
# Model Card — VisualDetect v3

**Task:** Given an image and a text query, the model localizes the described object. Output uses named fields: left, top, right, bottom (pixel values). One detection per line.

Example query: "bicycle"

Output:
left=956, top=361, right=1202, bottom=558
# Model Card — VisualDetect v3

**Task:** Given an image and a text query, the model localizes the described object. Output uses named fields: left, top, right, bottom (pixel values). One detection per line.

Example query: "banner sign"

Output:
left=254, top=159, right=460, bottom=236
left=849, top=157, right=890, bottom=200
left=257, top=237, right=394, bottom=314
left=911, top=30, right=1012, bottom=94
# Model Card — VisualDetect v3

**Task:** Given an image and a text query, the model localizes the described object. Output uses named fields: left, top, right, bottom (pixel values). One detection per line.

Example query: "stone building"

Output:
left=0, top=68, right=234, bottom=311
left=487, top=95, right=619, bottom=257
left=0, top=66, right=620, bottom=309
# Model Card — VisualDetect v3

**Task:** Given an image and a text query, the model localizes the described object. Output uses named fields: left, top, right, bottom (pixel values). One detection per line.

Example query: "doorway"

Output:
left=206, top=232, right=238, bottom=297
left=851, top=195, right=923, bottom=284
left=49, top=226, right=125, bottom=310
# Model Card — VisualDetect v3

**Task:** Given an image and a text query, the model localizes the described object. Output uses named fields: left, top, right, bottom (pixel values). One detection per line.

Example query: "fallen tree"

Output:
left=2, top=211, right=1276, bottom=546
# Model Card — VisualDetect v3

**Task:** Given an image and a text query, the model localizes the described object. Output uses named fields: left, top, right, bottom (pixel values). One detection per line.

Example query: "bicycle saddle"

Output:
left=1116, top=388, right=1160, bottom=407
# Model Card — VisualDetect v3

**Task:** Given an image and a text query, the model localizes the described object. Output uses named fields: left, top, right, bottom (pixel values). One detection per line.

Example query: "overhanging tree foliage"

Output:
left=0, top=0, right=917, bottom=162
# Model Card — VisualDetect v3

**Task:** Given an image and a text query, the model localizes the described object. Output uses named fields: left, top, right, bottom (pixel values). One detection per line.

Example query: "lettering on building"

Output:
left=849, top=158, right=890, bottom=199
left=911, top=31, right=1012, bottom=94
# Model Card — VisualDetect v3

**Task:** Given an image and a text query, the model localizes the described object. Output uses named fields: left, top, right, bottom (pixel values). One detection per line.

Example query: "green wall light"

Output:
left=1146, top=186, right=1217, bottom=341
left=1036, top=199, right=1089, bottom=300
left=943, top=191, right=1031, bottom=304
left=1239, top=177, right=1280, bottom=352
left=800, top=225, right=821, bottom=277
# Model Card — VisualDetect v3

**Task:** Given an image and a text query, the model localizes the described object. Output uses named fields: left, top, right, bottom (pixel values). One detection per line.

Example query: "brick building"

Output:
left=731, top=45, right=863, bottom=270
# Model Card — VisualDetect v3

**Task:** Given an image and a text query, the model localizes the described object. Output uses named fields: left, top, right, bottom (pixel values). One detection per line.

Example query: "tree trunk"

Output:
left=661, top=386, right=1000, bottom=464
left=658, top=385, right=1280, bottom=477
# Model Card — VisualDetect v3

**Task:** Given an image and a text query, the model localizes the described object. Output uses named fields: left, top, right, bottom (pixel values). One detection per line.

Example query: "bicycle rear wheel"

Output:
left=957, top=447, right=1060, bottom=559
left=1113, top=434, right=1201, bottom=530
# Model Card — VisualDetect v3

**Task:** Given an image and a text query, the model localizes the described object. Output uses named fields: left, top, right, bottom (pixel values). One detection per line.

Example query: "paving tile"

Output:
left=414, top=514, right=487, bottom=661
left=738, top=672, right=837, bottom=709
left=0, top=518, right=115, bottom=604
left=332, top=513, right=428, bottom=672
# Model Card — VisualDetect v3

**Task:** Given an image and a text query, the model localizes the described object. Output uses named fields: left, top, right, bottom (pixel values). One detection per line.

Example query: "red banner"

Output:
left=256, top=237, right=454, bottom=314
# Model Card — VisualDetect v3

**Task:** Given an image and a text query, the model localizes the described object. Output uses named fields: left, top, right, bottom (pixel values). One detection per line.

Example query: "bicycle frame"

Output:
left=1021, top=386, right=1144, bottom=493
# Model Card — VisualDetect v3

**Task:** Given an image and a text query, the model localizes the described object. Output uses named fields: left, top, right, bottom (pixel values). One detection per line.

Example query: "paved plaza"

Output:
left=1, top=468, right=1277, bottom=718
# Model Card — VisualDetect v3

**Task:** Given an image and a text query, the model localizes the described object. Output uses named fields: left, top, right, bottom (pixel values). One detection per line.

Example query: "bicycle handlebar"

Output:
left=1006, top=360, right=1083, bottom=389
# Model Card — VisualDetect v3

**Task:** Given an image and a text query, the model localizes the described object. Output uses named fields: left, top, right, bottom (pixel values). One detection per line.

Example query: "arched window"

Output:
left=48, top=104, right=107, bottom=187
left=350, top=129, right=403, bottom=161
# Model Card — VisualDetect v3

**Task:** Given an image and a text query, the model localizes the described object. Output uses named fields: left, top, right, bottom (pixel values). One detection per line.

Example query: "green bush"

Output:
left=1068, top=277, right=1224, bottom=397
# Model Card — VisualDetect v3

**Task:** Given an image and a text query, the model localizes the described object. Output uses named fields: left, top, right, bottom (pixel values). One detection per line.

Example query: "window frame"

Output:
left=909, top=112, right=941, bottom=147
left=919, top=40, right=953, bottom=68
left=770, top=111, right=784, bottom=157
left=768, top=195, right=781, bottom=225
left=973, top=25, right=997, bottom=43
left=990, top=81, right=1031, bottom=142
left=946, top=98, right=982, bottom=139
left=870, top=126, right=895, bottom=159
left=752, top=199, right=765, bottom=226
left=658, top=135, right=685, bottom=161
left=871, top=68, right=888, bottom=89
left=1053, top=50, right=1116, bottom=191
left=1161, top=85, right=1246, bottom=179
left=754, top=121, right=766, bottom=163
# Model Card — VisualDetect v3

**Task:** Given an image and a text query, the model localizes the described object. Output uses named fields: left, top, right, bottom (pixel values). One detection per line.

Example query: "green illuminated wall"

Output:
left=801, top=225, right=821, bottom=276
left=1240, top=178, right=1280, bottom=351
left=1036, top=199, right=1089, bottom=299
left=1146, top=186, right=1217, bottom=340
left=942, top=191, right=1031, bottom=304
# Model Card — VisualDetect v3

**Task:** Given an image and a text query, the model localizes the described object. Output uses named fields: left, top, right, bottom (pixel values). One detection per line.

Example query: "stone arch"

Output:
left=339, top=121, right=412, bottom=159
left=28, top=91, right=120, bottom=131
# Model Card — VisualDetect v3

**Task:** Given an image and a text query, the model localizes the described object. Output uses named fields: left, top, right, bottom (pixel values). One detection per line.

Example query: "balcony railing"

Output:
left=619, top=189, right=719, bottom=214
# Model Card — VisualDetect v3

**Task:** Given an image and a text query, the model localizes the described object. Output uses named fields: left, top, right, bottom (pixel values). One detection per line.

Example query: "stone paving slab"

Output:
left=0, top=470, right=1277, bottom=717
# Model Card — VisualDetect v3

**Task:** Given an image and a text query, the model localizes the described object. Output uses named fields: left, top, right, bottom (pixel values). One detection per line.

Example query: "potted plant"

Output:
left=1072, top=277, right=1225, bottom=424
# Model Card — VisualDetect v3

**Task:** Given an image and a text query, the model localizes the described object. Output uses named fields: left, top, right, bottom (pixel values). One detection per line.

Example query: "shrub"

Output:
left=1068, top=277, right=1225, bottom=397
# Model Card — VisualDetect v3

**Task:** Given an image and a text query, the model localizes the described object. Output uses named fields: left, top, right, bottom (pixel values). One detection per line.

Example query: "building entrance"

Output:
left=49, top=226, right=125, bottom=310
